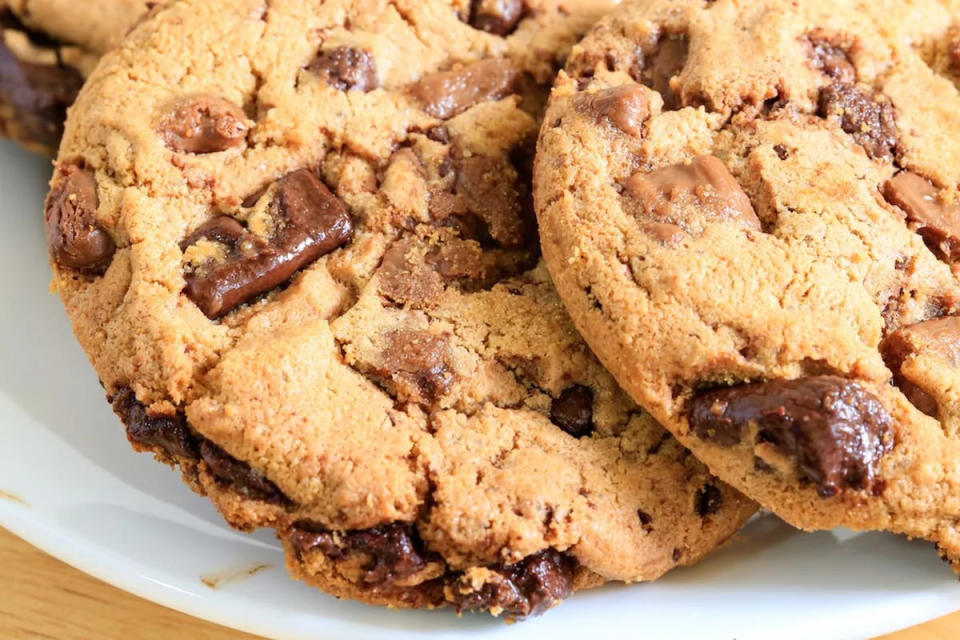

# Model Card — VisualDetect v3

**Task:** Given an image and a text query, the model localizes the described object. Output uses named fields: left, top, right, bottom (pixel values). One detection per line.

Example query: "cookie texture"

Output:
left=47, top=0, right=756, bottom=618
left=0, top=0, right=150, bottom=153
left=535, top=0, right=960, bottom=567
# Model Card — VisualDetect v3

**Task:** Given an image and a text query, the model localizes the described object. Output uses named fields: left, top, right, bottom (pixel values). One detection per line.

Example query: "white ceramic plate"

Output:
left=0, top=138, right=958, bottom=640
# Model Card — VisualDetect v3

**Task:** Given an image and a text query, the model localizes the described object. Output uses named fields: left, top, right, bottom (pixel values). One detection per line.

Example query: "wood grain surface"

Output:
left=0, top=526, right=954, bottom=639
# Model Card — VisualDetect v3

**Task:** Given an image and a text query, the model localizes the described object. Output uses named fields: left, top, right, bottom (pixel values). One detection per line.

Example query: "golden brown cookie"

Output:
left=45, top=0, right=756, bottom=619
left=535, top=0, right=960, bottom=569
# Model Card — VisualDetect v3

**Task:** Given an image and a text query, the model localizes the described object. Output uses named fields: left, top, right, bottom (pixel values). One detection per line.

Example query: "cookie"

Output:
left=0, top=0, right=150, bottom=153
left=535, top=0, right=960, bottom=568
left=45, top=0, right=757, bottom=618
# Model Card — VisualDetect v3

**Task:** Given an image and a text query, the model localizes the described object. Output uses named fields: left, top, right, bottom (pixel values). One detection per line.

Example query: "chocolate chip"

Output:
left=0, top=12, right=83, bottom=151
left=200, top=440, right=284, bottom=501
left=307, top=46, right=378, bottom=92
left=883, top=171, right=960, bottom=262
left=159, top=96, right=249, bottom=154
left=694, top=484, right=722, bottom=516
left=182, top=169, right=354, bottom=318
left=411, top=58, right=521, bottom=120
left=808, top=35, right=856, bottom=83
left=290, top=522, right=429, bottom=586
left=550, top=385, right=594, bottom=438
left=639, top=35, right=688, bottom=110
left=881, top=316, right=960, bottom=418
left=468, top=0, right=524, bottom=36
left=689, top=376, right=893, bottom=497
left=44, top=164, right=115, bottom=275
left=637, top=510, right=653, bottom=532
left=377, top=239, right=445, bottom=308
left=625, top=155, right=761, bottom=239
left=110, top=387, right=198, bottom=460
left=448, top=549, right=577, bottom=619
left=379, top=330, right=453, bottom=405
left=587, top=84, right=650, bottom=137
left=817, top=83, right=898, bottom=162
left=773, top=144, right=790, bottom=160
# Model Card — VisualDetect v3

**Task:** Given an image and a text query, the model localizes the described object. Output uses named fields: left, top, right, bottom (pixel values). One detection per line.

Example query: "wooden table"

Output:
left=0, top=527, right=955, bottom=639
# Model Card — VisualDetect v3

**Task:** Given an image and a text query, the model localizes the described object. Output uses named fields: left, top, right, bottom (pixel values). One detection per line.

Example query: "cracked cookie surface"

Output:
left=47, top=0, right=756, bottom=618
left=535, top=0, right=960, bottom=568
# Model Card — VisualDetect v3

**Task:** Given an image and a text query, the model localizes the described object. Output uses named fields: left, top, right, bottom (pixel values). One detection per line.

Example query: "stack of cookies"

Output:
left=5, top=0, right=960, bottom=622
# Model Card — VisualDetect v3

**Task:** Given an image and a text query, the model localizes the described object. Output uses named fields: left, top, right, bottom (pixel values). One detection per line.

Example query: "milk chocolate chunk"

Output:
left=290, top=522, right=429, bottom=587
left=883, top=172, right=960, bottom=261
left=412, top=58, right=521, bottom=119
left=808, top=35, right=856, bottom=83
left=469, top=0, right=524, bottom=36
left=589, top=84, right=650, bottom=137
left=200, top=440, right=284, bottom=501
left=110, top=388, right=198, bottom=460
left=881, top=316, right=960, bottom=418
left=625, top=155, right=761, bottom=238
left=689, top=376, right=892, bottom=497
left=379, top=330, right=453, bottom=405
left=449, top=549, right=577, bottom=619
left=818, top=83, right=898, bottom=161
left=182, top=169, right=354, bottom=318
left=377, top=239, right=445, bottom=308
left=550, top=385, right=595, bottom=438
left=44, top=164, right=116, bottom=274
left=640, top=35, right=688, bottom=110
left=160, top=96, right=249, bottom=154
left=308, top=46, right=377, bottom=92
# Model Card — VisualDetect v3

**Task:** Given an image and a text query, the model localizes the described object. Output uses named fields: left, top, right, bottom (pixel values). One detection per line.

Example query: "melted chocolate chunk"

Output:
left=308, top=46, right=377, bottom=92
left=182, top=169, right=354, bottom=318
left=290, top=522, right=428, bottom=586
left=689, top=376, right=893, bottom=497
left=550, top=385, right=595, bottom=438
left=200, top=440, right=284, bottom=501
left=587, top=84, right=650, bottom=137
left=469, top=0, right=524, bottom=36
left=694, top=484, right=722, bottom=516
left=883, top=171, right=960, bottom=262
left=881, top=316, right=960, bottom=418
left=639, top=35, right=689, bottom=110
left=159, top=96, right=249, bottom=154
left=110, top=388, right=198, bottom=460
left=0, top=11, right=84, bottom=151
left=808, top=35, right=856, bottom=83
left=44, top=164, right=116, bottom=274
left=377, top=239, right=445, bottom=308
left=449, top=549, right=577, bottom=619
left=411, top=58, right=521, bottom=120
left=625, top=155, right=761, bottom=239
left=379, top=330, right=453, bottom=405
left=817, top=83, right=898, bottom=161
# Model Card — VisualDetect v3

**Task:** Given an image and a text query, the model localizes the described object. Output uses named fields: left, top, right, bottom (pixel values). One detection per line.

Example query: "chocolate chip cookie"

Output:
left=535, top=0, right=960, bottom=568
left=46, top=0, right=756, bottom=618
left=0, top=0, right=150, bottom=153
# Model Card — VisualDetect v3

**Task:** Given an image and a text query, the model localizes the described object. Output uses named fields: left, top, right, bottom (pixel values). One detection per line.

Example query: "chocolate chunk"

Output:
left=637, top=510, right=653, bottom=531
left=379, top=330, right=453, bottom=405
left=689, top=376, right=893, bottom=497
left=200, top=440, right=284, bottom=501
left=639, top=35, right=688, bottom=110
left=0, top=14, right=83, bottom=151
left=588, top=84, right=650, bottom=137
left=452, top=145, right=533, bottom=249
left=625, top=155, right=761, bottom=238
left=449, top=549, right=577, bottom=619
left=290, top=522, right=428, bottom=586
left=817, top=83, right=898, bottom=161
left=308, top=46, right=378, bottom=92
left=694, top=484, right=722, bottom=516
left=110, top=387, right=198, bottom=460
left=44, top=164, right=116, bottom=274
left=773, top=144, right=790, bottom=160
left=469, top=0, right=524, bottom=36
left=881, top=316, right=960, bottom=418
left=182, top=169, right=354, bottom=318
left=883, top=171, right=960, bottom=261
left=550, top=385, right=595, bottom=438
left=159, top=96, right=249, bottom=154
left=377, top=239, right=445, bottom=308
left=808, top=35, right=855, bottom=83
left=412, top=58, right=521, bottom=120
